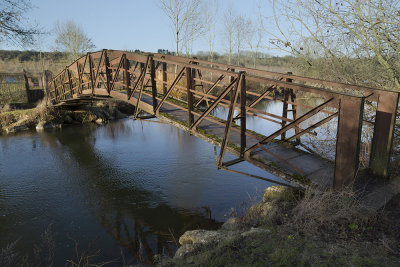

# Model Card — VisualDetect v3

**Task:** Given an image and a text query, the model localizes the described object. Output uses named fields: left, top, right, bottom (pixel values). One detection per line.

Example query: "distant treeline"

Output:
left=0, top=50, right=67, bottom=62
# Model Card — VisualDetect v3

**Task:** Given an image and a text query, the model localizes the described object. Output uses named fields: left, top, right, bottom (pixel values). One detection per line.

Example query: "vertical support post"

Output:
left=281, top=72, right=292, bottom=140
left=43, top=70, right=49, bottom=99
left=191, top=58, right=199, bottom=108
left=61, top=71, right=67, bottom=100
left=53, top=80, right=59, bottom=102
left=23, top=71, right=30, bottom=102
left=162, top=62, right=167, bottom=95
left=229, top=68, right=235, bottom=83
left=124, top=56, right=131, bottom=100
left=369, top=92, right=399, bottom=177
left=67, top=69, right=73, bottom=97
left=240, top=74, right=247, bottom=156
left=88, top=54, right=95, bottom=95
left=104, top=51, right=112, bottom=94
left=150, top=57, right=158, bottom=112
left=290, top=88, right=300, bottom=144
left=334, top=96, right=364, bottom=189
left=76, top=62, right=82, bottom=95
left=186, top=67, right=194, bottom=124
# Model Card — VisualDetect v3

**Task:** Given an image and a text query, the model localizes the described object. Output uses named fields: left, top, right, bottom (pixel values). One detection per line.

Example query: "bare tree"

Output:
left=54, top=20, right=95, bottom=60
left=204, top=0, right=219, bottom=62
left=182, top=9, right=205, bottom=56
left=159, top=0, right=203, bottom=56
left=0, top=0, right=40, bottom=46
left=246, top=20, right=264, bottom=68
left=269, top=0, right=400, bottom=89
left=233, top=15, right=251, bottom=66
left=223, top=7, right=235, bottom=64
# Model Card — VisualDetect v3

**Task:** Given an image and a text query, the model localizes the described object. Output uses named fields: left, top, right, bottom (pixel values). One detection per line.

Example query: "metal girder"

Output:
left=129, top=55, right=150, bottom=100
left=190, top=77, right=238, bottom=130
left=155, top=66, right=186, bottom=114
left=286, top=112, right=338, bottom=142
left=245, top=98, right=335, bottom=155
left=109, top=54, right=126, bottom=93
left=134, top=56, right=151, bottom=118
left=194, top=73, right=225, bottom=107
left=217, top=72, right=243, bottom=167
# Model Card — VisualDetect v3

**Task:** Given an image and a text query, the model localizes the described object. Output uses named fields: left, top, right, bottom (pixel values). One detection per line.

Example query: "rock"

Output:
left=259, top=202, right=276, bottom=217
left=179, top=229, right=220, bottom=246
left=174, top=244, right=196, bottom=259
left=221, top=217, right=239, bottom=231
left=36, top=121, right=62, bottom=131
left=5, top=124, right=29, bottom=134
left=262, top=186, right=290, bottom=202
left=5, top=118, right=29, bottom=133
left=241, top=227, right=270, bottom=237
left=95, top=118, right=104, bottom=124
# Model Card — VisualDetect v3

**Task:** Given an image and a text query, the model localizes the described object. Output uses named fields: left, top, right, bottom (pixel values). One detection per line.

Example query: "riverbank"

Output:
left=0, top=98, right=135, bottom=134
left=159, top=186, right=400, bottom=266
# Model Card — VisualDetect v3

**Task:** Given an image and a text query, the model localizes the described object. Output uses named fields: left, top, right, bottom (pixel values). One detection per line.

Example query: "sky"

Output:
left=3, top=0, right=278, bottom=55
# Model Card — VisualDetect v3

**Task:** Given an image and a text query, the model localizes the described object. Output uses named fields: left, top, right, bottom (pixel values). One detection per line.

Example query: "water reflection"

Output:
left=39, top=123, right=221, bottom=265
left=1, top=119, right=269, bottom=266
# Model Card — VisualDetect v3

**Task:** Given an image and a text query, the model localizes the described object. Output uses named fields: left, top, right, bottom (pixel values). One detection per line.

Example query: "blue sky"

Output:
left=4, top=0, right=277, bottom=55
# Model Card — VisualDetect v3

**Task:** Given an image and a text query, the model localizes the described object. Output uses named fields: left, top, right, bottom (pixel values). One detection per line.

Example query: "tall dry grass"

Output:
left=290, top=187, right=374, bottom=235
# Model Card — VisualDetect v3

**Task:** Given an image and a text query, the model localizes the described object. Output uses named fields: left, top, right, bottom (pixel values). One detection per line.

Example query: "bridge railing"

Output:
left=47, top=49, right=399, bottom=189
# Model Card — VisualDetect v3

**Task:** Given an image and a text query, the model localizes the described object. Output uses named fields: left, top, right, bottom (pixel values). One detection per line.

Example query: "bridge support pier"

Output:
left=369, top=92, right=399, bottom=178
left=334, top=97, right=364, bottom=189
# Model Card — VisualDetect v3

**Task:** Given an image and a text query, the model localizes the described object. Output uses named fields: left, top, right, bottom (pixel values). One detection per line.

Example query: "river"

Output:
left=0, top=110, right=287, bottom=265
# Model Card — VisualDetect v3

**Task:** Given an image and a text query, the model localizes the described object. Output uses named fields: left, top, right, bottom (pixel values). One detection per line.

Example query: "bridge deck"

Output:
left=56, top=89, right=400, bottom=209
left=86, top=88, right=335, bottom=188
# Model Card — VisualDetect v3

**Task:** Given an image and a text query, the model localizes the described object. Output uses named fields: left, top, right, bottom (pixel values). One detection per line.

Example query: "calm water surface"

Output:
left=0, top=116, right=283, bottom=265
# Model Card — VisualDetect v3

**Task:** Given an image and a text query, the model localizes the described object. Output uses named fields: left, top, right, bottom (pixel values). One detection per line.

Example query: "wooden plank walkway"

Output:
left=86, top=88, right=335, bottom=188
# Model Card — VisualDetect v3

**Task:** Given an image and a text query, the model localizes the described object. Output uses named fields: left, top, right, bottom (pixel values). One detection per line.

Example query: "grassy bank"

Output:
left=160, top=186, right=400, bottom=266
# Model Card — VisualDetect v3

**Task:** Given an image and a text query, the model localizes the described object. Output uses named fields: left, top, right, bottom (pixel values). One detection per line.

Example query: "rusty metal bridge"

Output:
left=47, top=49, right=399, bottom=190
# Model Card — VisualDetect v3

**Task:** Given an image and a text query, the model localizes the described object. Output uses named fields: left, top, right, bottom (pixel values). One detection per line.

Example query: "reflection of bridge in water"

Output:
left=49, top=50, right=399, bottom=196
left=42, top=124, right=221, bottom=265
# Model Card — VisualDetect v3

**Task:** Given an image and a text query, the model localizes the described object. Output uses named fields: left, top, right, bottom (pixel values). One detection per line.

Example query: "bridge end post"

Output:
left=67, top=69, right=73, bottom=98
left=369, top=92, right=399, bottom=178
left=162, top=62, right=167, bottom=96
left=124, top=56, right=131, bottom=100
left=88, top=54, right=95, bottom=96
left=281, top=72, right=293, bottom=140
left=150, top=57, right=158, bottom=113
left=186, top=67, right=194, bottom=125
left=334, top=96, right=364, bottom=189
left=104, top=51, right=112, bottom=95
left=240, top=73, right=247, bottom=157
